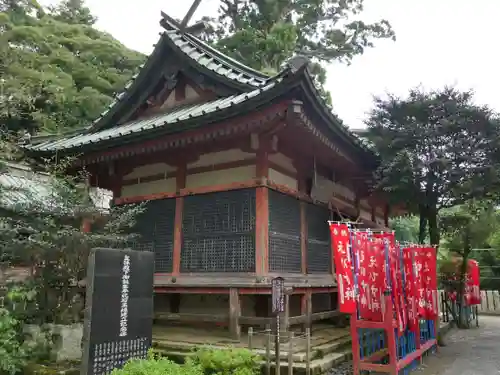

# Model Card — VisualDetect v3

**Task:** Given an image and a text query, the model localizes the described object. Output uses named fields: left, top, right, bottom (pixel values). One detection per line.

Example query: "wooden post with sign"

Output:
left=272, top=277, right=285, bottom=375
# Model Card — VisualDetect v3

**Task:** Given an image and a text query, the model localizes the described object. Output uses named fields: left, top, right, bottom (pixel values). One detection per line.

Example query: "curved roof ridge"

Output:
left=184, top=32, right=270, bottom=80
left=160, top=14, right=270, bottom=80
left=160, top=13, right=278, bottom=87
left=87, top=34, right=169, bottom=133
left=85, top=12, right=283, bottom=134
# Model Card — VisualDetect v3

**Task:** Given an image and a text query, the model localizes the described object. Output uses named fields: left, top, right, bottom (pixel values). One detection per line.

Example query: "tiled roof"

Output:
left=0, top=162, right=111, bottom=211
left=29, top=81, right=279, bottom=153
left=163, top=19, right=270, bottom=87
left=88, top=14, right=271, bottom=133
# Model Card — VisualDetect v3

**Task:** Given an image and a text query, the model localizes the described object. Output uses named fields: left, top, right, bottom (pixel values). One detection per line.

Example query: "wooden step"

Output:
left=152, top=347, right=353, bottom=375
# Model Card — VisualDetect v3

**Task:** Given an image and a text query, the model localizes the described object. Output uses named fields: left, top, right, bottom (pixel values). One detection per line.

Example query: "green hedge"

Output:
left=111, top=348, right=261, bottom=375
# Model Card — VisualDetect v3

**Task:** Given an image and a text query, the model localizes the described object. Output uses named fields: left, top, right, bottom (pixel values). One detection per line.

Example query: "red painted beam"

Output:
left=397, top=339, right=436, bottom=371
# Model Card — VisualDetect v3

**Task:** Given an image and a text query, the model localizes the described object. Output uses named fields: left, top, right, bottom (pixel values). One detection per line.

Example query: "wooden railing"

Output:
left=438, top=289, right=500, bottom=315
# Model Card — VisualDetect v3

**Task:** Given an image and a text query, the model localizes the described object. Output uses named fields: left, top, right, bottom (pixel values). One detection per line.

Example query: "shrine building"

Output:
left=25, top=14, right=400, bottom=338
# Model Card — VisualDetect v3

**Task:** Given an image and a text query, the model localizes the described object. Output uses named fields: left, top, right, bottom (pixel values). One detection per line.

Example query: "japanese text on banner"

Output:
left=330, top=223, right=356, bottom=314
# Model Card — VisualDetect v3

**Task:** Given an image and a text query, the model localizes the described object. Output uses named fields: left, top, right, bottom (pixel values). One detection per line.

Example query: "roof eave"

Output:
left=293, top=69, right=379, bottom=168
left=160, top=12, right=270, bottom=81
left=88, top=36, right=168, bottom=132
left=27, top=93, right=290, bottom=156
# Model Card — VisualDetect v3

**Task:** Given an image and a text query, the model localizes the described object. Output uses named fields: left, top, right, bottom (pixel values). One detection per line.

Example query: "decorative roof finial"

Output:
left=286, top=55, right=310, bottom=73
left=161, top=0, right=206, bottom=36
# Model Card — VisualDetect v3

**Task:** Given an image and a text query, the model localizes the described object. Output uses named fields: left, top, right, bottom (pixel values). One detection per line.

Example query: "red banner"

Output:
left=355, top=231, right=370, bottom=319
left=468, top=260, right=481, bottom=305
left=403, top=247, right=418, bottom=332
left=372, top=232, right=405, bottom=332
left=420, top=247, right=438, bottom=319
left=367, top=236, right=385, bottom=321
left=330, top=223, right=356, bottom=314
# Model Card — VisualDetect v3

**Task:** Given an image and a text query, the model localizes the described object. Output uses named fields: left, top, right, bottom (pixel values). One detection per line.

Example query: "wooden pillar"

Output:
left=281, top=293, right=290, bottom=334
left=255, top=136, right=270, bottom=276
left=384, top=204, right=390, bottom=228
left=354, top=193, right=360, bottom=220
left=110, top=162, right=123, bottom=200
left=173, top=163, right=186, bottom=276
left=301, top=291, right=312, bottom=333
left=300, top=202, right=307, bottom=274
left=81, top=218, right=91, bottom=233
left=229, top=288, right=241, bottom=340
left=297, top=162, right=308, bottom=275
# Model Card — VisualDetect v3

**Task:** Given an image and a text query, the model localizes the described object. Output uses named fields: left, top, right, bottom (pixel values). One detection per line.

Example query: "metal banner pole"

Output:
left=271, top=277, right=285, bottom=375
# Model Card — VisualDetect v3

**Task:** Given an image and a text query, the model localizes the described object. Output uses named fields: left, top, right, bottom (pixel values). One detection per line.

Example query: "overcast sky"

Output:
left=41, top=0, right=500, bottom=128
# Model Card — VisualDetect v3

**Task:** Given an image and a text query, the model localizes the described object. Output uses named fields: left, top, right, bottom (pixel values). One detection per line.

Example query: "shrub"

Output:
left=111, top=348, right=261, bottom=375
left=0, top=308, right=29, bottom=375
left=110, top=351, right=203, bottom=375
left=191, top=347, right=261, bottom=375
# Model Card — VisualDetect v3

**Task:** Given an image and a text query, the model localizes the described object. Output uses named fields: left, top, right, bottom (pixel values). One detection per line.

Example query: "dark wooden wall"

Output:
left=180, top=189, right=256, bottom=272
left=128, top=188, right=334, bottom=276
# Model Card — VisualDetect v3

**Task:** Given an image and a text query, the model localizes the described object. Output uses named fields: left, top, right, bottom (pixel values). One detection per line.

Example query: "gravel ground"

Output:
left=327, top=316, right=500, bottom=375
left=327, top=361, right=353, bottom=375
left=416, top=316, right=500, bottom=375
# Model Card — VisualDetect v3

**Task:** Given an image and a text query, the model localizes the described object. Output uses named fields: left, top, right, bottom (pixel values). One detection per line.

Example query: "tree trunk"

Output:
left=418, top=204, right=428, bottom=244
left=428, top=206, right=440, bottom=246
left=457, top=229, right=471, bottom=329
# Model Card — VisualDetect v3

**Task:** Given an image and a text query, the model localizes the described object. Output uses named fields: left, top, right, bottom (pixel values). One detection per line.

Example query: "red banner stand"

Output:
left=350, top=293, right=438, bottom=375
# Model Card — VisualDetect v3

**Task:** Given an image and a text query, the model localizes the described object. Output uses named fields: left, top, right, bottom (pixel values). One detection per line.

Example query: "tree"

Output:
left=439, top=201, right=498, bottom=327
left=0, top=133, right=144, bottom=323
left=49, top=0, right=96, bottom=26
left=390, top=215, right=421, bottom=243
left=200, top=0, right=395, bottom=104
left=0, top=0, right=145, bottom=134
left=366, top=87, right=500, bottom=246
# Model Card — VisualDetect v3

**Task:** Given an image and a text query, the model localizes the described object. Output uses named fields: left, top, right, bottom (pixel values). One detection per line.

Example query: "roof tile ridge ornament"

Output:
left=286, top=55, right=311, bottom=74
left=160, top=11, right=206, bottom=36
left=160, top=11, right=270, bottom=82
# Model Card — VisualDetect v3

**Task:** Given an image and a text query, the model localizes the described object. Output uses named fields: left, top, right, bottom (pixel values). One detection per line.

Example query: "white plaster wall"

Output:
left=185, top=85, right=199, bottom=101
left=311, top=175, right=335, bottom=203
left=310, top=175, right=355, bottom=204
left=161, top=84, right=200, bottom=109
left=360, top=209, right=372, bottom=221
left=188, top=149, right=254, bottom=168
left=121, top=178, right=176, bottom=198
left=333, top=182, right=355, bottom=201
left=268, top=168, right=298, bottom=190
left=186, top=166, right=254, bottom=189
left=268, top=152, right=296, bottom=173
left=123, top=163, right=176, bottom=179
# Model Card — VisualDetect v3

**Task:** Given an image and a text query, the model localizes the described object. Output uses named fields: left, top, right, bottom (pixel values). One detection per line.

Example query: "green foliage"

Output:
left=48, top=0, right=96, bottom=26
left=0, top=136, right=145, bottom=324
left=111, top=351, right=203, bottom=375
left=390, top=215, right=421, bottom=243
left=111, top=348, right=261, bottom=375
left=367, top=86, right=500, bottom=245
left=0, top=0, right=145, bottom=133
left=440, top=201, right=498, bottom=257
left=0, top=308, right=28, bottom=375
left=191, top=347, right=261, bottom=375
left=201, top=0, right=395, bottom=105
